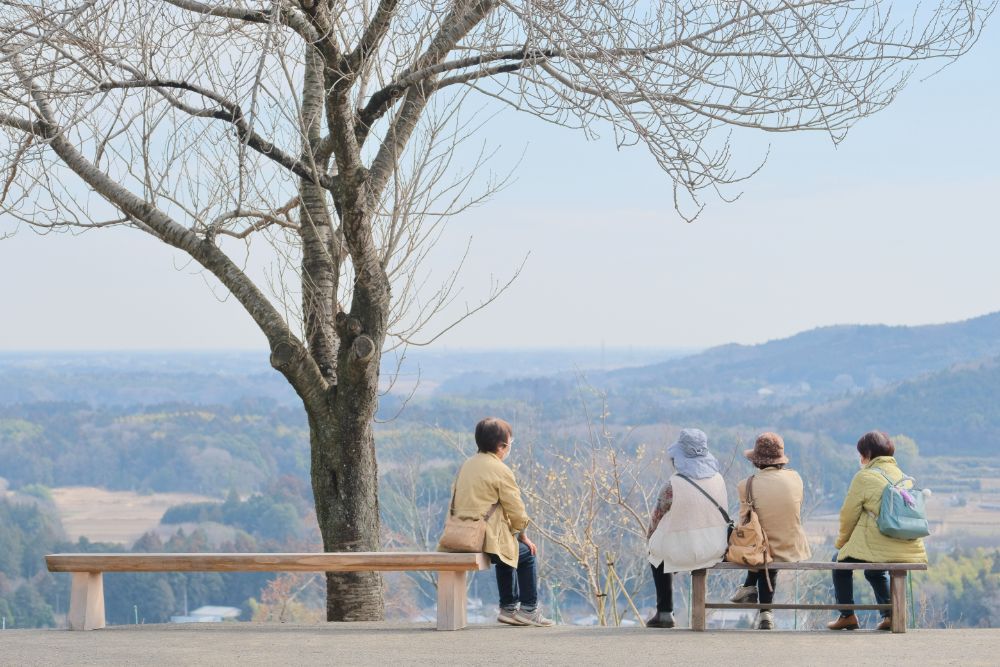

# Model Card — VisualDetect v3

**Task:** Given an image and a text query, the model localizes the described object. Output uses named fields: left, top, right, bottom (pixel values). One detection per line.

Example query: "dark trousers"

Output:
left=489, top=541, right=538, bottom=612
left=650, top=562, right=673, bottom=613
left=832, top=553, right=890, bottom=618
left=743, top=569, right=779, bottom=605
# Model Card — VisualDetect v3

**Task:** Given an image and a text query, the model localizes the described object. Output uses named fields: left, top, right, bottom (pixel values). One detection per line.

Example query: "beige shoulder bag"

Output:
left=438, top=483, right=500, bottom=553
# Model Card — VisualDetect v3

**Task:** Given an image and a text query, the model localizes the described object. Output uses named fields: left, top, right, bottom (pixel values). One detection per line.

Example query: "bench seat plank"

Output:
left=47, top=551, right=492, bottom=632
left=46, top=552, right=491, bottom=573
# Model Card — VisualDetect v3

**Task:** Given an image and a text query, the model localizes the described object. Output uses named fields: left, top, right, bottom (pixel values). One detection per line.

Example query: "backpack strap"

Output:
left=743, top=474, right=773, bottom=589
left=676, top=473, right=731, bottom=524
left=870, top=466, right=913, bottom=488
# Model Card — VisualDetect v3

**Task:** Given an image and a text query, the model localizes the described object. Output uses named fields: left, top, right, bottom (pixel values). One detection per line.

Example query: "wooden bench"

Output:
left=690, top=561, right=928, bottom=633
left=45, top=552, right=490, bottom=632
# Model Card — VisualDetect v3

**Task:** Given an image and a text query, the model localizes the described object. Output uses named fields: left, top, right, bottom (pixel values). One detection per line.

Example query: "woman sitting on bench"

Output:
left=728, top=432, right=811, bottom=630
left=828, top=431, right=927, bottom=631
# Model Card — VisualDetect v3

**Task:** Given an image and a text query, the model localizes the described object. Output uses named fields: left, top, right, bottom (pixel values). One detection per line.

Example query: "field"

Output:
left=49, top=486, right=218, bottom=544
left=804, top=479, right=1000, bottom=549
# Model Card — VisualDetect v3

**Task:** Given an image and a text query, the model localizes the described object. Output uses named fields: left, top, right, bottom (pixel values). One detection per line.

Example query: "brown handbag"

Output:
left=438, top=484, right=500, bottom=553
left=726, top=476, right=773, bottom=585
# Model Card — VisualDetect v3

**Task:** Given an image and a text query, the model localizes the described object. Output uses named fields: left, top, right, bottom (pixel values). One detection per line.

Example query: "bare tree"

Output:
left=0, top=0, right=992, bottom=620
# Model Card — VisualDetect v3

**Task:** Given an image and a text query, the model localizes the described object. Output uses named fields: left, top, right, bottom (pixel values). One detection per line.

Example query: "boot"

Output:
left=645, top=611, right=675, bottom=628
left=826, top=614, right=860, bottom=630
left=876, top=616, right=892, bottom=631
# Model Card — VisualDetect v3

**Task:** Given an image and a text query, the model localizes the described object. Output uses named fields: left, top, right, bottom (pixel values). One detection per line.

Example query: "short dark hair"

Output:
left=857, top=431, right=895, bottom=459
left=475, top=417, right=512, bottom=454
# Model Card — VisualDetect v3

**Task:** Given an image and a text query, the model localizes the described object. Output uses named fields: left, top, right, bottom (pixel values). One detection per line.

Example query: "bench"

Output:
left=45, top=551, right=491, bottom=632
left=690, top=561, right=928, bottom=633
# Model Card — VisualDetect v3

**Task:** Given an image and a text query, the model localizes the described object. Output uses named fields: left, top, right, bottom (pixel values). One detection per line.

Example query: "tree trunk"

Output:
left=306, top=261, right=389, bottom=620
left=308, top=395, right=384, bottom=621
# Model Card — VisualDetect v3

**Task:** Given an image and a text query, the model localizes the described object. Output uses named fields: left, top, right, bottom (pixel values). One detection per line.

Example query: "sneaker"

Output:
left=497, top=608, right=528, bottom=626
left=730, top=585, right=758, bottom=603
left=512, top=608, right=555, bottom=627
left=757, top=610, right=774, bottom=630
left=826, top=614, right=860, bottom=631
left=645, top=611, right=676, bottom=628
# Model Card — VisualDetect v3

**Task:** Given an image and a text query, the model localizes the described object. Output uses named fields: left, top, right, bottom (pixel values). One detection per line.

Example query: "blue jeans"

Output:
left=832, top=553, right=890, bottom=618
left=489, top=541, right=538, bottom=612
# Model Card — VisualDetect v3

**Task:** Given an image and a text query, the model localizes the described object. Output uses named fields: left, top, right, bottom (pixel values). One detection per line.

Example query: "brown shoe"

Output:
left=827, top=614, right=860, bottom=630
left=876, top=617, right=892, bottom=631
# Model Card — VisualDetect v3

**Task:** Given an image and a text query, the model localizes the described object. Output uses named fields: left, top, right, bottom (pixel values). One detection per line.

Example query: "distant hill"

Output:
left=0, top=347, right=688, bottom=407
left=447, top=312, right=1000, bottom=416
left=601, top=311, right=1000, bottom=399
left=788, top=356, right=1000, bottom=456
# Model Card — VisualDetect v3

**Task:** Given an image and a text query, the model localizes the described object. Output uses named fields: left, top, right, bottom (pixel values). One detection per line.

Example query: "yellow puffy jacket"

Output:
left=835, top=456, right=927, bottom=563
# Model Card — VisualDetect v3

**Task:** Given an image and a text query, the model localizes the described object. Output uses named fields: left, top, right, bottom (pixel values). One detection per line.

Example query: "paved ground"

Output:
left=2, top=623, right=995, bottom=666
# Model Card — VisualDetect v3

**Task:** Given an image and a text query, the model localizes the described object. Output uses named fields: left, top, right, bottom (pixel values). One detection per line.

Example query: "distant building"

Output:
left=170, top=606, right=241, bottom=624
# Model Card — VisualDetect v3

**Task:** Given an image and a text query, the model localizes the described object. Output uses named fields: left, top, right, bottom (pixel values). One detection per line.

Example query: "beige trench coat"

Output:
left=737, top=467, right=811, bottom=562
left=438, top=452, right=529, bottom=567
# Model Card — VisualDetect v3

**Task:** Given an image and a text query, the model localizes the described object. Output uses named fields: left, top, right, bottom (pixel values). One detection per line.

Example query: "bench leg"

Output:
left=691, top=569, right=707, bottom=631
left=68, top=572, right=105, bottom=631
left=436, top=571, right=468, bottom=631
left=890, top=571, right=907, bottom=633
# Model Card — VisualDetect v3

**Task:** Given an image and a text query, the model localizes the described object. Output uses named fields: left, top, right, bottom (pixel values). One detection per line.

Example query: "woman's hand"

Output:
left=518, top=532, right=538, bottom=555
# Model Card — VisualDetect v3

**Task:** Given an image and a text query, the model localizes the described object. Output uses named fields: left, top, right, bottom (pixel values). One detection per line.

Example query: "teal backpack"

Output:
left=872, top=468, right=930, bottom=540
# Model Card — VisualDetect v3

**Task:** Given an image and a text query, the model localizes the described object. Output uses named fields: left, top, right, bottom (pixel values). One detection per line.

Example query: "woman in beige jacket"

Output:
left=729, top=432, right=811, bottom=630
left=439, top=417, right=554, bottom=627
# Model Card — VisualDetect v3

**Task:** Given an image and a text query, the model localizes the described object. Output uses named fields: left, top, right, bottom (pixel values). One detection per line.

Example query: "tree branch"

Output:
left=8, top=62, right=330, bottom=409
left=97, top=78, right=335, bottom=189
left=163, top=0, right=319, bottom=41
left=345, top=0, right=401, bottom=75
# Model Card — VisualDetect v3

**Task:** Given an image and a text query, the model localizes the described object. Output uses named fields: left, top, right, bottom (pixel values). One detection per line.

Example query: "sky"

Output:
left=1, top=19, right=999, bottom=351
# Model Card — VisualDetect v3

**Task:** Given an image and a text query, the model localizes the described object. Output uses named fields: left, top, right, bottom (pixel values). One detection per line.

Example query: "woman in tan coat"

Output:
left=439, top=417, right=554, bottom=627
left=729, top=432, right=811, bottom=630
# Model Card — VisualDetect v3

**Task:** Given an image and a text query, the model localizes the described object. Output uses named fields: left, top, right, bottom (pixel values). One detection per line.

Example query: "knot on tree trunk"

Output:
left=335, top=312, right=364, bottom=339
left=269, top=339, right=303, bottom=371
left=351, top=335, right=375, bottom=363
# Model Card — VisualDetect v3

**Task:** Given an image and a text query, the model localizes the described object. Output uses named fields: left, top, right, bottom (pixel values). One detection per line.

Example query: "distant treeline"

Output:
left=0, top=400, right=309, bottom=494
left=0, top=480, right=321, bottom=628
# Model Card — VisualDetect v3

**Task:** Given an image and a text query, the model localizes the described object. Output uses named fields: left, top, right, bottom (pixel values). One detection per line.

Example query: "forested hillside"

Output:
left=790, top=357, right=1000, bottom=456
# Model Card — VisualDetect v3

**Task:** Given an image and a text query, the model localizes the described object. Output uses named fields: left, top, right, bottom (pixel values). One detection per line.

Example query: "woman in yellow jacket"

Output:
left=440, top=417, right=554, bottom=627
left=828, top=431, right=927, bottom=631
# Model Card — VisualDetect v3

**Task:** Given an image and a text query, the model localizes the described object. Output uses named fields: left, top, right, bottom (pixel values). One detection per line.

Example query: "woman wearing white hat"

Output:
left=645, top=428, right=730, bottom=628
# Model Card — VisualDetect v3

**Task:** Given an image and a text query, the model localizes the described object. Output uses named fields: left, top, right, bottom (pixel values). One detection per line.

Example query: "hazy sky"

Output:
left=2, top=21, right=998, bottom=351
